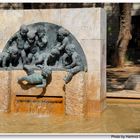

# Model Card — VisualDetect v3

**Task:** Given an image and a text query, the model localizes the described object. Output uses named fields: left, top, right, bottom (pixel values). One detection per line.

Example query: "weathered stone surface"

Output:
left=85, top=72, right=101, bottom=100
left=65, top=72, right=86, bottom=116
left=0, top=71, right=10, bottom=112
left=81, top=39, right=106, bottom=100
left=80, top=39, right=102, bottom=72
left=11, top=70, right=66, bottom=97
left=22, top=9, right=61, bottom=26
left=84, top=37, right=106, bottom=114
left=61, top=8, right=106, bottom=40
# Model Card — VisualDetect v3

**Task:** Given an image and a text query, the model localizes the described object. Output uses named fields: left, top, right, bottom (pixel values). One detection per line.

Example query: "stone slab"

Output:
left=80, top=39, right=102, bottom=72
left=107, top=90, right=140, bottom=98
left=65, top=72, right=86, bottom=116
left=61, top=8, right=106, bottom=40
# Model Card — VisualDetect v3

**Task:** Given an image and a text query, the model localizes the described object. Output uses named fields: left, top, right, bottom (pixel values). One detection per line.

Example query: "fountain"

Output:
left=0, top=8, right=106, bottom=117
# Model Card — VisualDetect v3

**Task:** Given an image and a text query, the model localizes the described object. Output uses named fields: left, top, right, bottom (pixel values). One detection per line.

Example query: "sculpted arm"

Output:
left=58, top=38, right=68, bottom=51
left=65, top=53, right=77, bottom=69
left=44, top=55, right=50, bottom=67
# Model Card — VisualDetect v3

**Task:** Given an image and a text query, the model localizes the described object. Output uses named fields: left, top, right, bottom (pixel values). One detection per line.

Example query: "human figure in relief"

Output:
left=63, top=44, right=84, bottom=84
left=4, top=24, right=29, bottom=65
left=18, top=65, right=52, bottom=88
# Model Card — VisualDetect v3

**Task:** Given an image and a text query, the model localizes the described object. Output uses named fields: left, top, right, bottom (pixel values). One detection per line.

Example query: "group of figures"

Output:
left=0, top=23, right=85, bottom=87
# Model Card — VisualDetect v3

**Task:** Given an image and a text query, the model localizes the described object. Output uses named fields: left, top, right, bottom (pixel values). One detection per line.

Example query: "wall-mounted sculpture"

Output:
left=0, top=22, right=87, bottom=86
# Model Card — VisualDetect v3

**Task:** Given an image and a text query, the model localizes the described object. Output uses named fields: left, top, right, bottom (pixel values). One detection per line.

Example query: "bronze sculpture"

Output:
left=63, top=44, right=84, bottom=83
left=4, top=24, right=29, bottom=65
left=18, top=65, right=52, bottom=88
left=1, top=22, right=87, bottom=87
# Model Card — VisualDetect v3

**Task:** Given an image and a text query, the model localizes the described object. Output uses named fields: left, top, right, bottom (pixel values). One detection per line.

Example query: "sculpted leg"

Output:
left=35, top=55, right=43, bottom=65
left=27, top=53, right=33, bottom=64
left=21, top=50, right=26, bottom=64
left=2, top=56, right=8, bottom=67
left=63, top=66, right=82, bottom=84
left=63, top=73, right=73, bottom=84
left=36, top=79, right=47, bottom=88
left=18, top=76, right=28, bottom=82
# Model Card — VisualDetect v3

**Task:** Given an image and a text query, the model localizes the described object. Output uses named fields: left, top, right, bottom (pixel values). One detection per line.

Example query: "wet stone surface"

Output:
left=0, top=98, right=140, bottom=133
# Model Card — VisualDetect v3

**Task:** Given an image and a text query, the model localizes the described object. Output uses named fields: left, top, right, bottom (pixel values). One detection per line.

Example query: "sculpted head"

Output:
left=8, top=44, right=18, bottom=57
left=50, top=48, right=60, bottom=57
left=27, top=31, right=36, bottom=43
left=65, top=44, right=76, bottom=55
left=37, top=27, right=45, bottom=38
left=57, top=28, right=69, bottom=42
left=20, top=24, right=29, bottom=37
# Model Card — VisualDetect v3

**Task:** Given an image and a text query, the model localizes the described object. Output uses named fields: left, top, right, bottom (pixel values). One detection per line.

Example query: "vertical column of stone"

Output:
left=84, top=9, right=107, bottom=115
left=65, top=72, right=86, bottom=116
left=61, top=8, right=106, bottom=116
left=0, top=71, right=11, bottom=112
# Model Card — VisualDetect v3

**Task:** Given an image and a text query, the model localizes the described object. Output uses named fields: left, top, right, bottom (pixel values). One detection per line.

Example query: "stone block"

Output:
left=85, top=70, right=106, bottom=115
left=0, top=70, right=10, bottom=112
left=60, top=8, right=106, bottom=40
left=80, top=39, right=102, bottom=72
left=65, top=72, right=86, bottom=116
left=85, top=72, right=101, bottom=100
left=21, top=9, right=61, bottom=26
left=80, top=39, right=106, bottom=111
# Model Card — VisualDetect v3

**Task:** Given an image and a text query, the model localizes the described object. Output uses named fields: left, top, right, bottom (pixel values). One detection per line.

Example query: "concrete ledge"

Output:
left=107, top=91, right=140, bottom=99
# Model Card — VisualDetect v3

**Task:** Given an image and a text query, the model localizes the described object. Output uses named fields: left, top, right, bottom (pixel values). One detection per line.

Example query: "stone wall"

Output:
left=0, top=8, right=106, bottom=116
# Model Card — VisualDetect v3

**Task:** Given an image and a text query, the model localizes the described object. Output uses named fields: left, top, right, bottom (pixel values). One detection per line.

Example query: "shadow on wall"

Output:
left=0, top=3, right=95, bottom=9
